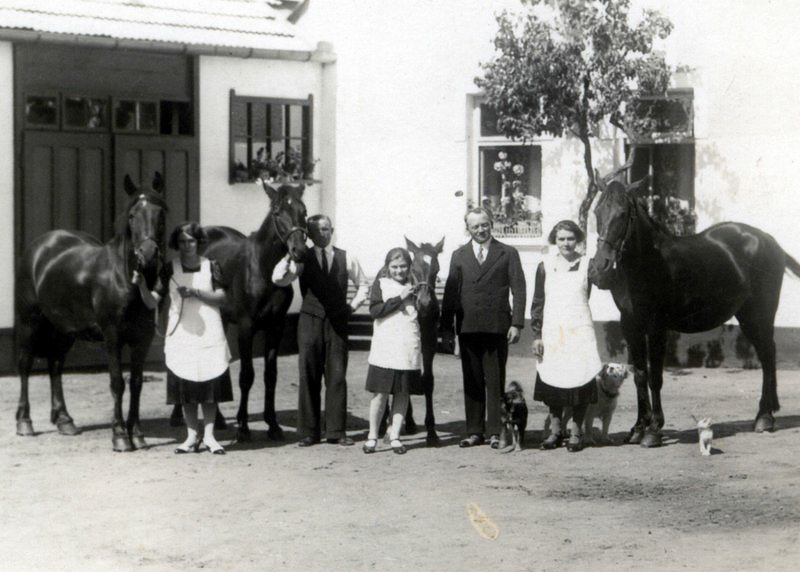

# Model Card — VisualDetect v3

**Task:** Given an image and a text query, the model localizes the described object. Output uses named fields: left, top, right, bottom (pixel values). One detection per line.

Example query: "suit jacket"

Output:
left=440, top=238, right=526, bottom=336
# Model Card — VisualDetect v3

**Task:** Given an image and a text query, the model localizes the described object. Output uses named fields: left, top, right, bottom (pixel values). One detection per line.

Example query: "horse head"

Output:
left=123, top=172, right=167, bottom=274
left=405, top=236, right=445, bottom=315
left=261, top=178, right=308, bottom=262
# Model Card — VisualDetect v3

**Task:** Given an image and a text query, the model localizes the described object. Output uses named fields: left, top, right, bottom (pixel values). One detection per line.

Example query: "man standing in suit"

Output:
left=440, top=207, right=526, bottom=448
left=274, top=214, right=369, bottom=447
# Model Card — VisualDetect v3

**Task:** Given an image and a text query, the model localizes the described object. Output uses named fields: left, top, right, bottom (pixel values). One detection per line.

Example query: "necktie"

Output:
left=477, top=246, right=485, bottom=265
left=320, top=249, right=329, bottom=274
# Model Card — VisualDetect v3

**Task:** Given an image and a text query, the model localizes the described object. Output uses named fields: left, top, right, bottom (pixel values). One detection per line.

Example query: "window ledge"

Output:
left=495, top=236, right=548, bottom=251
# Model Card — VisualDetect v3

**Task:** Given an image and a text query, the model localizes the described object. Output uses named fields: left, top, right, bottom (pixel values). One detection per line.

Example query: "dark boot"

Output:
left=541, top=415, right=563, bottom=450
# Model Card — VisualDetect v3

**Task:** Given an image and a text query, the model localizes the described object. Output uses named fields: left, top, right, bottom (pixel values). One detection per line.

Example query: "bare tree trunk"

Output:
left=577, top=134, right=597, bottom=233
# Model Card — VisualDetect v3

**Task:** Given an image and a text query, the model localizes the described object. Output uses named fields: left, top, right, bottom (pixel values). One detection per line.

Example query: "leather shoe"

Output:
left=297, top=437, right=319, bottom=447
left=459, top=434, right=484, bottom=448
left=489, top=435, right=501, bottom=449
left=327, top=436, right=355, bottom=446
left=541, top=433, right=563, bottom=450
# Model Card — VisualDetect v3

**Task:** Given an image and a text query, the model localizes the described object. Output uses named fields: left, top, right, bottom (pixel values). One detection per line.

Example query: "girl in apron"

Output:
left=531, top=220, right=602, bottom=452
left=362, top=248, right=424, bottom=455
left=138, top=222, right=233, bottom=455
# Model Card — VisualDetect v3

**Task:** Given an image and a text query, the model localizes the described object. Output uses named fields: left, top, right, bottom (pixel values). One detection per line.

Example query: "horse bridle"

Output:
left=271, top=210, right=307, bottom=245
left=596, top=194, right=637, bottom=263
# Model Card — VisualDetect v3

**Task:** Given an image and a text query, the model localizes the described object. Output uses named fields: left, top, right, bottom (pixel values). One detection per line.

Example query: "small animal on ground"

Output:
left=562, top=363, right=628, bottom=445
left=498, top=381, right=528, bottom=453
left=695, top=417, right=713, bottom=456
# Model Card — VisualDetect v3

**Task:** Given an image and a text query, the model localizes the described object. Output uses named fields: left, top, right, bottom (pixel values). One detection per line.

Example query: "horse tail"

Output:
left=785, top=250, right=800, bottom=278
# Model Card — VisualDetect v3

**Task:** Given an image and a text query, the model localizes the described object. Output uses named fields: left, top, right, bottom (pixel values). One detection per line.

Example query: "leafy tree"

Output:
left=476, top=0, right=673, bottom=230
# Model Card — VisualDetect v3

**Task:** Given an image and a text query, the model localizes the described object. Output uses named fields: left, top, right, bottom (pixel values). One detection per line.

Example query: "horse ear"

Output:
left=627, top=175, right=651, bottom=198
left=405, top=236, right=420, bottom=253
left=151, top=171, right=165, bottom=194
left=434, top=236, right=445, bottom=253
left=259, top=178, right=278, bottom=202
left=124, top=175, right=139, bottom=196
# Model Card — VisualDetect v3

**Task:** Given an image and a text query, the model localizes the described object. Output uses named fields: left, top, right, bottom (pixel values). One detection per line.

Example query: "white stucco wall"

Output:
left=0, top=42, right=15, bottom=328
left=299, top=0, right=800, bottom=326
left=197, top=55, right=327, bottom=232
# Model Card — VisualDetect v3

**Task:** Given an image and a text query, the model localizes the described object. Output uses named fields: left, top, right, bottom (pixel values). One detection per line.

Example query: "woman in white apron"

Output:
left=363, top=248, right=424, bottom=455
left=138, top=222, right=232, bottom=455
left=531, top=220, right=602, bottom=452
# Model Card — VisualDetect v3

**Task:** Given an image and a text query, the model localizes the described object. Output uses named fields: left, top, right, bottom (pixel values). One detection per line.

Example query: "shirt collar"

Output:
left=472, top=238, right=492, bottom=257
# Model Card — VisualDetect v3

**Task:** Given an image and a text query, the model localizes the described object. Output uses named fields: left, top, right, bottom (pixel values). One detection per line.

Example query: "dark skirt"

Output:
left=166, top=368, right=234, bottom=405
left=365, top=364, right=424, bottom=396
left=533, top=373, right=597, bottom=408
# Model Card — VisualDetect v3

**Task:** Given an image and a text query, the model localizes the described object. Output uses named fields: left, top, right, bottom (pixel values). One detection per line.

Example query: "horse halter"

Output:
left=271, top=210, right=307, bottom=245
left=596, top=195, right=637, bottom=262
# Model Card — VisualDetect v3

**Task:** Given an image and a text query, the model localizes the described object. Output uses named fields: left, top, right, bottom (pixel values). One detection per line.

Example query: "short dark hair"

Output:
left=307, top=214, right=332, bottom=230
left=463, top=207, right=494, bottom=226
left=547, top=220, right=585, bottom=244
left=168, top=221, right=207, bottom=250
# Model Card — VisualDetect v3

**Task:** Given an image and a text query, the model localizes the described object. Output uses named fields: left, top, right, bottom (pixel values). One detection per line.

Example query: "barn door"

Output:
left=115, top=135, right=198, bottom=236
left=21, top=131, right=112, bottom=249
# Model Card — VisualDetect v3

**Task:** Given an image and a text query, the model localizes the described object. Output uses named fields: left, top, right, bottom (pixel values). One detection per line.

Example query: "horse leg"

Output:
left=235, top=323, right=255, bottom=442
left=622, top=318, right=653, bottom=445
left=640, top=327, right=667, bottom=448
left=126, top=342, right=150, bottom=449
left=106, top=332, right=132, bottom=452
left=736, top=304, right=779, bottom=432
left=422, top=348, right=439, bottom=446
left=263, top=323, right=285, bottom=440
left=16, top=322, right=36, bottom=436
left=48, top=335, right=79, bottom=436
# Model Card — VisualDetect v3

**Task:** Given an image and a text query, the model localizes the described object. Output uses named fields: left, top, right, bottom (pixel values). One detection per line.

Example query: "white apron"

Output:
left=164, top=258, right=231, bottom=381
left=536, top=254, right=602, bottom=388
left=368, top=278, right=422, bottom=371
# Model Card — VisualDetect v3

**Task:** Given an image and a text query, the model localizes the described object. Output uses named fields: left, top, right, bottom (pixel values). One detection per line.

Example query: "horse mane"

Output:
left=631, top=194, right=675, bottom=238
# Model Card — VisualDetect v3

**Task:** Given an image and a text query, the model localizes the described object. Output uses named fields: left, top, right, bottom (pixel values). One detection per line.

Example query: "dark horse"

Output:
left=380, top=237, right=445, bottom=446
left=588, top=178, right=800, bottom=447
left=16, top=173, right=167, bottom=452
left=200, top=179, right=308, bottom=441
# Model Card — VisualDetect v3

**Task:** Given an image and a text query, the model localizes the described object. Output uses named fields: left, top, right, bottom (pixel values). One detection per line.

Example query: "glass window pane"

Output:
left=139, top=102, right=158, bottom=131
left=288, top=105, right=303, bottom=137
left=26, top=96, right=58, bottom=126
left=160, top=100, right=193, bottom=135
left=251, top=103, right=267, bottom=138
left=231, top=99, right=248, bottom=137
left=232, top=139, right=250, bottom=182
left=479, top=145, right=542, bottom=237
left=64, top=97, right=107, bottom=129
left=271, top=139, right=286, bottom=165
left=115, top=100, right=137, bottom=131
left=480, top=103, right=501, bottom=137
left=269, top=104, right=284, bottom=138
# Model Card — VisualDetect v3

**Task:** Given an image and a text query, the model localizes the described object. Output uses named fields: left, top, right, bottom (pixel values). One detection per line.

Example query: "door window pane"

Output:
left=64, top=97, right=107, bottom=130
left=25, top=96, right=58, bottom=127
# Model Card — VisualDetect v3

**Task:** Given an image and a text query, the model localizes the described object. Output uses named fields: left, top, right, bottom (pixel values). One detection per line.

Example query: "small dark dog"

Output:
left=499, top=381, right=528, bottom=453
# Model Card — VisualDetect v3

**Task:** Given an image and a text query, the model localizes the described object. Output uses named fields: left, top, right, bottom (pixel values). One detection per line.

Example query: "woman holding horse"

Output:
left=136, top=222, right=233, bottom=454
left=362, top=247, right=425, bottom=455
left=531, top=220, right=603, bottom=453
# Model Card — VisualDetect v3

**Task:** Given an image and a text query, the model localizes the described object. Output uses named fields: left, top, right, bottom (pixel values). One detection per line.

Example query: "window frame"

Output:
left=228, top=90, right=314, bottom=185
left=61, top=94, right=110, bottom=133
left=111, top=97, right=160, bottom=134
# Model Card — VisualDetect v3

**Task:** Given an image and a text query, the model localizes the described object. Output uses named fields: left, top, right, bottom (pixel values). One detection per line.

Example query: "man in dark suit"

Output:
left=273, top=214, right=369, bottom=447
left=440, top=207, right=526, bottom=448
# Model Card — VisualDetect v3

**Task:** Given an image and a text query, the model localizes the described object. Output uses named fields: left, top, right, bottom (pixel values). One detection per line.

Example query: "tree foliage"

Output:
left=475, top=0, right=673, bottom=230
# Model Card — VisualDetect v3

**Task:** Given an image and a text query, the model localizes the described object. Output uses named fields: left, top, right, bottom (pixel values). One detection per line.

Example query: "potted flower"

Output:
left=471, top=151, right=542, bottom=237
left=644, top=195, right=696, bottom=236
left=232, top=145, right=318, bottom=185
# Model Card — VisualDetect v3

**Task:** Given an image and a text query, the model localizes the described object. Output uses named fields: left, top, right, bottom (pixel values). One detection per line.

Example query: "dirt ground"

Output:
left=1, top=353, right=799, bottom=572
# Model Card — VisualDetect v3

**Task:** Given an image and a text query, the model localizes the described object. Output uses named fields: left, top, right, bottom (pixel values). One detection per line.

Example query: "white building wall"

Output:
left=300, top=1, right=800, bottom=324
left=197, top=55, right=326, bottom=232
left=0, top=42, right=14, bottom=328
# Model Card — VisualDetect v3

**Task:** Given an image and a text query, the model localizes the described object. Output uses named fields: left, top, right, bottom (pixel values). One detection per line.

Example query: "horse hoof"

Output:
left=754, top=416, right=774, bottom=433
left=404, top=421, right=419, bottom=435
left=57, top=421, right=81, bottom=436
left=236, top=427, right=252, bottom=443
left=131, top=435, right=148, bottom=450
left=267, top=426, right=284, bottom=441
left=16, top=420, right=35, bottom=436
left=112, top=435, right=134, bottom=452
left=626, top=430, right=644, bottom=445
left=426, top=432, right=440, bottom=448
left=640, top=432, right=662, bottom=448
